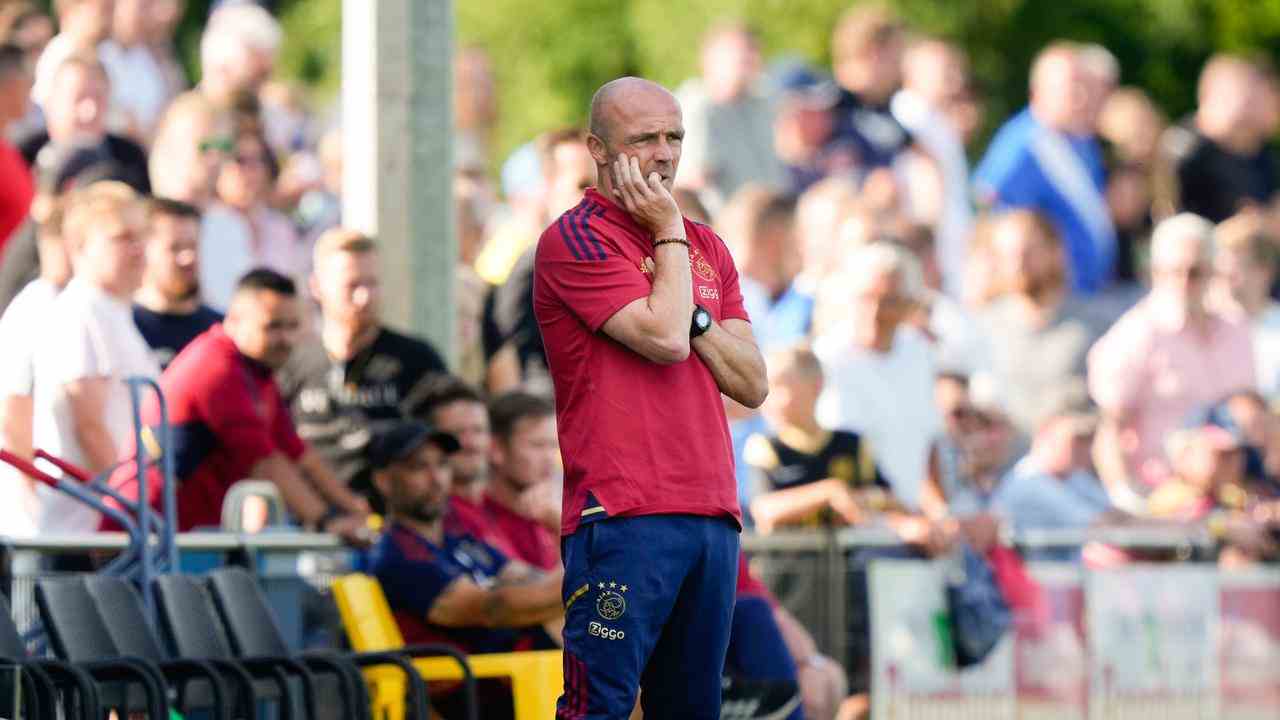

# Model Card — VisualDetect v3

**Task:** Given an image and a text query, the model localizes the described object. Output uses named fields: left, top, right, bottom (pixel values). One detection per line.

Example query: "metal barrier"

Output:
left=3, top=524, right=1269, bottom=718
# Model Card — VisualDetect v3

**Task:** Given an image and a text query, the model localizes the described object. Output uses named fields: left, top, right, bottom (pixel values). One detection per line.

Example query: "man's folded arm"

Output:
left=427, top=565, right=566, bottom=629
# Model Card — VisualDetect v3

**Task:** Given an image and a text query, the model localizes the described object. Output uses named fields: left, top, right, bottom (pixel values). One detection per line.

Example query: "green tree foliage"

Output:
left=259, top=0, right=1278, bottom=173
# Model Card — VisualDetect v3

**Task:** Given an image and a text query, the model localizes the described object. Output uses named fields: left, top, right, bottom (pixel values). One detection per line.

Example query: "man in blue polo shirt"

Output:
left=973, top=42, right=1117, bottom=294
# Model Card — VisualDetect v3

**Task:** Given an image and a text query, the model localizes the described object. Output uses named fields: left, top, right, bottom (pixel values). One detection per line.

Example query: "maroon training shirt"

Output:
left=104, top=325, right=306, bottom=531
left=533, top=188, right=749, bottom=536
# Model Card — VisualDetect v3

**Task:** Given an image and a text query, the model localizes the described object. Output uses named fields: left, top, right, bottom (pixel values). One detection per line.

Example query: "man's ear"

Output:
left=586, top=133, right=610, bottom=167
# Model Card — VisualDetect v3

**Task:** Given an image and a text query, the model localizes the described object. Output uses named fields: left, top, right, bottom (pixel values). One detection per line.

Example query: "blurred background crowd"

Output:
left=0, top=0, right=1278, bottom=557
left=0, top=1, right=1279, bottom=716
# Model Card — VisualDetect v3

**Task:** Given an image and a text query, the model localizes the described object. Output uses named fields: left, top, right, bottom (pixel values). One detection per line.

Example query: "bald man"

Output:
left=534, top=76, right=767, bottom=718
left=973, top=42, right=1118, bottom=294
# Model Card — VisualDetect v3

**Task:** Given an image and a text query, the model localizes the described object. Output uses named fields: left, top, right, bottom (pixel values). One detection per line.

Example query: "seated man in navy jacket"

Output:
left=366, top=420, right=563, bottom=718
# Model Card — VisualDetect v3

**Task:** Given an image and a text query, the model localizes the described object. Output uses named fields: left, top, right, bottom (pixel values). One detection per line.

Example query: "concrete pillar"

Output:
left=342, top=0, right=455, bottom=362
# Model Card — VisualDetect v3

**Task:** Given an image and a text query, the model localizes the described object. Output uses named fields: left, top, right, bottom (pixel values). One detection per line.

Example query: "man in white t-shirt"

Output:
left=0, top=195, right=74, bottom=537
left=31, top=180, right=159, bottom=534
left=814, top=242, right=946, bottom=513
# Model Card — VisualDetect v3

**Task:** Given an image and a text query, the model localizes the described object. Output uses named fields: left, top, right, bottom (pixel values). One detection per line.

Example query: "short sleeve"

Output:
left=535, top=220, right=651, bottom=332
left=702, top=225, right=749, bottom=323
left=198, top=365, right=285, bottom=475
left=42, top=315, right=103, bottom=386
left=972, top=123, right=1038, bottom=209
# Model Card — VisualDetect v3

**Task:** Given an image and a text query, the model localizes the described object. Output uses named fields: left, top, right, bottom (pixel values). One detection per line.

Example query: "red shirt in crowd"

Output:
left=533, top=188, right=749, bottom=536
left=0, top=139, right=34, bottom=260
left=443, top=493, right=519, bottom=558
left=104, top=325, right=305, bottom=531
left=482, top=491, right=560, bottom=571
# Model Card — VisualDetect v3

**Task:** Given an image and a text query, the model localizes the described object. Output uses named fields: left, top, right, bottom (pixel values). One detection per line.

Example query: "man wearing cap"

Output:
left=105, top=268, right=370, bottom=538
left=366, top=419, right=564, bottom=718
left=534, top=77, right=767, bottom=718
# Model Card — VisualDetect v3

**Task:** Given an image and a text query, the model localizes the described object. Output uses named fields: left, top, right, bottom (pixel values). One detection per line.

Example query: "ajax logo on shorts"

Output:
left=595, top=581, right=628, bottom=621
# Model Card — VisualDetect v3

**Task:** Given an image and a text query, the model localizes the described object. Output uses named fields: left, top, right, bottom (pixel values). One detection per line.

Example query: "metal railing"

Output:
left=0, top=524, right=1236, bottom=665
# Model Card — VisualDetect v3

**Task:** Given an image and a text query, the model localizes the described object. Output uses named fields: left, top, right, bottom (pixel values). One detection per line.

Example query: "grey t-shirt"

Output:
left=977, top=295, right=1112, bottom=434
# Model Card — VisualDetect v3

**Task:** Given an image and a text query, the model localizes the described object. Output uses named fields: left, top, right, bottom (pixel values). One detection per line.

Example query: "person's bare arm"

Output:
left=1, top=394, right=35, bottom=492
left=247, top=452, right=371, bottom=547
left=599, top=155, right=694, bottom=365
left=1, top=393, right=33, bottom=458
left=248, top=452, right=328, bottom=524
left=296, top=448, right=370, bottom=514
left=63, top=377, right=119, bottom=474
left=428, top=563, right=566, bottom=628
left=690, top=318, right=767, bottom=408
left=750, top=479, right=861, bottom=534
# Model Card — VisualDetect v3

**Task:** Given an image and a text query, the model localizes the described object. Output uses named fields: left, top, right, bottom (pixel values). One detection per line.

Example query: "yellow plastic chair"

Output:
left=332, top=573, right=563, bottom=720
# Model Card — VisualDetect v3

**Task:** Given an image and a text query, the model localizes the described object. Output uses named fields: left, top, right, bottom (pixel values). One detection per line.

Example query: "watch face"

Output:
left=696, top=309, right=711, bottom=329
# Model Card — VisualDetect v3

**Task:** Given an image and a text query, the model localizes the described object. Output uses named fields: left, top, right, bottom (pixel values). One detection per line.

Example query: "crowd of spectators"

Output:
left=1, top=1, right=1280, bottom=718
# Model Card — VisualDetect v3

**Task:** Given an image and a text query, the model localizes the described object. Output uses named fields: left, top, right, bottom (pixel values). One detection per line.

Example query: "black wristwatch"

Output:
left=690, top=305, right=713, bottom=338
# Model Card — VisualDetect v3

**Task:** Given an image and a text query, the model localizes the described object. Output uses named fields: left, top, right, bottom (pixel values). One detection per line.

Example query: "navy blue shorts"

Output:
left=556, top=514, right=740, bottom=719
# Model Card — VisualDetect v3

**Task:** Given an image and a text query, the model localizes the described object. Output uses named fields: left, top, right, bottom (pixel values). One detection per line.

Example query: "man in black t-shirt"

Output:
left=1162, top=55, right=1278, bottom=222
left=827, top=6, right=912, bottom=170
left=133, top=197, right=222, bottom=369
left=277, top=228, right=448, bottom=512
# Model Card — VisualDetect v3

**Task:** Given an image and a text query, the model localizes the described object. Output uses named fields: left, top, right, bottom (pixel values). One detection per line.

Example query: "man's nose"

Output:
left=653, top=139, right=673, bottom=164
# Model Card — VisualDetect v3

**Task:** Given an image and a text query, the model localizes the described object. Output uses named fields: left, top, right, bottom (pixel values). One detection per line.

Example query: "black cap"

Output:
left=366, top=420, right=461, bottom=470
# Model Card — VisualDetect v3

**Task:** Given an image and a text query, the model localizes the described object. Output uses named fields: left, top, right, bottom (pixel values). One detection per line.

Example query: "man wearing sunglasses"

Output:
left=1089, top=213, right=1256, bottom=511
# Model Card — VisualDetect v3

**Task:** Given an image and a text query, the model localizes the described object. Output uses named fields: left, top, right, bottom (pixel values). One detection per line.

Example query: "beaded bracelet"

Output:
left=653, top=238, right=690, bottom=249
